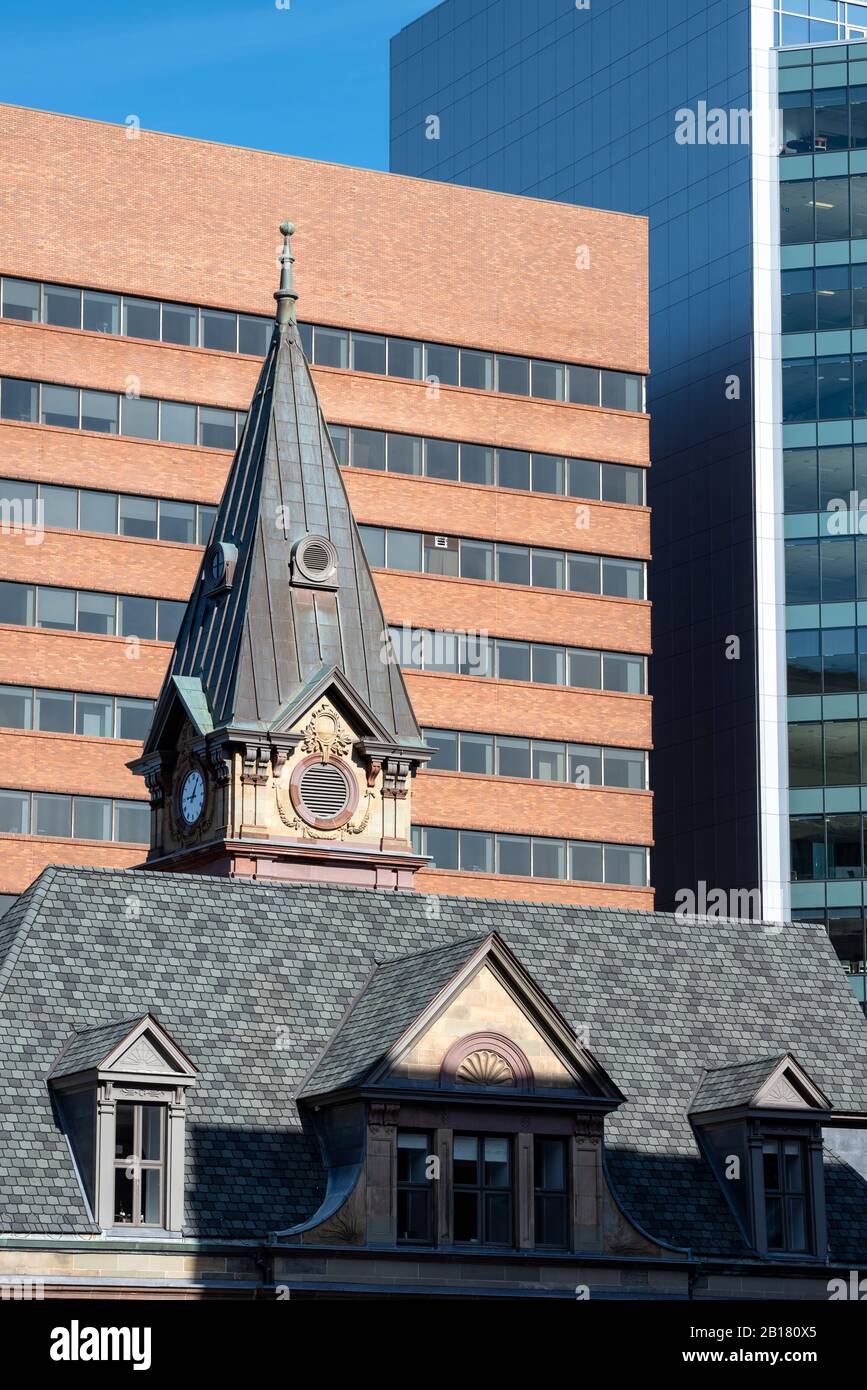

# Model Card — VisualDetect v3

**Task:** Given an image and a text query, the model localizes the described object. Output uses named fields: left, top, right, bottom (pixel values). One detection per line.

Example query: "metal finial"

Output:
left=274, top=220, right=298, bottom=325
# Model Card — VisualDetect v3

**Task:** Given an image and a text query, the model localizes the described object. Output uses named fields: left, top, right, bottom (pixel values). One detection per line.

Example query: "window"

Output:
left=425, top=729, right=458, bottom=771
left=33, top=792, right=72, bottom=838
left=83, top=290, right=120, bottom=335
left=497, top=354, right=529, bottom=395
left=763, top=1138, right=809, bottom=1254
left=41, top=385, right=79, bottom=429
left=118, top=595, right=156, bottom=641
left=388, top=433, right=422, bottom=475
left=0, top=789, right=29, bottom=834
left=314, top=326, right=349, bottom=369
left=387, top=337, right=422, bottom=379
left=453, top=1135, right=512, bottom=1245
left=122, top=396, right=159, bottom=441
left=74, top=796, right=112, bottom=841
left=76, top=695, right=113, bottom=739
left=2, top=277, right=39, bottom=321
left=123, top=298, right=160, bottom=341
left=116, top=698, right=154, bottom=742
left=119, top=495, right=158, bottom=539
left=425, top=343, right=459, bottom=386
left=81, top=389, right=118, bottom=434
left=238, top=314, right=270, bottom=357
left=113, top=1102, right=165, bottom=1227
left=163, top=302, right=198, bottom=347
left=78, top=591, right=116, bottom=636
left=534, top=1138, right=568, bottom=1249
left=43, top=283, right=81, bottom=329
left=396, top=1132, right=433, bottom=1243
left=426, top=438, right=459, bottom=480
left=0, top=684, right=31, bottom=729
left=352, top=427, right=386, bottom=471
left=567, top=364, right=598, bottom=405
left=352, top=332, right=386, bottom=375
left=0, top=581, right=35, bottom=626
left=201, top=309, right=237, bottom=352
left=35, top=688, right=74, bottom=734
left=460, top=349, right=493, bottom=390
left=199, top=407, right=235, bottom=450
left=114, top=800, right=149, bottom=844
left=37, top=587, right=76, bottom=631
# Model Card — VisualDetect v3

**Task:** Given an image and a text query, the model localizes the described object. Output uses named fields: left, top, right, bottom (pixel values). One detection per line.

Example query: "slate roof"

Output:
left=48, top=1016, right=147, bottom=1079
left=689, top=1056, right=792, bottom=1114
left=143, top=293, right=423, bottom=750
left=2, top=865, right=867, bottom=1260
left=298, top=935, right=488, bottom=1097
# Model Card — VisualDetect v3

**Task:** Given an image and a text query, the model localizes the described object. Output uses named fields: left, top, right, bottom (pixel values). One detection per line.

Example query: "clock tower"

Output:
left=129, top=223, right=431, bottom=890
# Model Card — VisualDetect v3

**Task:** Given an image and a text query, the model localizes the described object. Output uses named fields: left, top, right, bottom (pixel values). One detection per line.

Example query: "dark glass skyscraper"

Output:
left=391, top=2, right=867, bottom=1006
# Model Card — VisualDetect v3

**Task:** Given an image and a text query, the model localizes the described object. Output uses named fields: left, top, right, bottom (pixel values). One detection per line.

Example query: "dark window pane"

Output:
left=122, top=396, right=159, bottom=440
left=33, top=792, right=71, bottom=837
left=497, top=833, right=531, bottom=876
left=79, top=489, right=117, bottom=533
left=297, top=321, right=313, bottom=358
left=787, top=629, right=822, bottom=695
left=41, top=484, right=77, bottom=529
left=497, top=449, right=530, bottom=490
left=0, top=789, right=29, bottom=833
left=238, top=314, right=270, bottom=356
left=571, top=841, right=603, bottom=882
left=118, top=595, right=156, bottom=640
left=814, top=89, right=848, bottom=152
left=602, top=463, right=644, bottom=505
left=532, top=549, right=565, bottom=590
left=460, top=349, right=493, bottom=390
left=567, top=363, right=597, bottom=404
left=497, top=736, right=530, bottom=779
left=570, top=648, right=601, bottom=689
left=603, top=557, right=644, bottom=599
left=329, top=424, right=348, bottom=467
left=1, top=277, right=39, bottom=322
left=163, top=302, right=198, bottom=346
left=852, top=173, right=867, bottom=240
left=423, top=825, right=458, bottom=869
left=78, top=591, right=116, bottom=636
left=569, top=457, right=601, bottom=499
left=791, top=814, right=826, bottom=880
left=816, top=264, right=850, bottom=329
left=818, top=355, right=852, bottom=419
left=817, top=177, right=850, bottom=240
left=605, top=844, right=647, bottom=885
left=460, top=733, right=493, bottom=774
left=352, top=427, right=386, bottom=470
left=197, top=505, right=217, bottom=545
left=115, top=800, right=149, bottom=844
left=74, top=796, right=112, bottom=841
left=461, top=538, right=493, bottom=580
left=568, top=554, right=600, bottom=594
left=827, top=812, right=862, bottom=878
left=160, top=400, right=197, bottom=445
left=459, top=830, right=493, bottom=872
left=824, top=627, right=857, bottom=692
left=533, top=838, right=566, bottom=879
left=38, top=587, right=76, bottom=631
left=602, top=371, right=643, bottom=411
left=826, top=721, right=860, bottom=784
left=359, top=525, right=385, bottom=567
left=496, top=354, right=529, bottom=394
left=201, top=309, right=237, bottom=352
left=397, top=1189, right=430, bottom=1242
left=352, top=332, right=386, bottom=375
left=424, top=343, right=459, bottom=386
left=497, top=544, right=530, bottom=585
left=571, top=744, right=603, bottom=785
left=532, top=645, right=565, bottom=685
left=819, top=447, right=853, bottom=510
left=784, top=448, right=818, bottom=512
left=782, top=267, right=815, bottom=333
left=496, top=640, right=530, bottom=681
left=314, top=326, right=348, bottom=368
left=116, top=698, right=153, bottom=742
left=199, top=407, right=235, bottom=449
left=159, top=500, right=196, bottom=544
left=76, top=694, right=112, bottom=738
left=0, top=581, right=35, bottom=625
left=820, top=538, right=855, bottom=601
left=788, top=722, right=823, bottom=787
left=0, top=684, right=32, bottom=729
left=1, top=378, right=38, bottom=422
left=531, top=453, right=564, bottom=495
left=41, top=384, right=79, bottom=429
left=780, top=180, right=814, bottom=243
left=461, top=443, right=494, bottom=485
left=81, top=389, right=118, bottom=434
left=82, top=290, right=120, bottom=335
left=157, top=600, right=185, bottom=643
left=386, top=529, right=422, bottom=572
left=123, top=297, right=161, bottom=340
left=34, top=688, right=73, bottom=733
left=783, top=359, right=816, bottom=422
left=603, top=652, right=645, bottom=693
left=424, top=534, right=459, bottom=575
left=425, top=438, right=459, bottom=480
left=387, top=337, right=422, bottom=379
left=533, top=359, right=565, bottom=400
left=424, top=728, right=457, bottom=771
left=781, top=98, right=814, bottom=156
left=387, top=433, right=422, bottom=475
left=119, top=495, right=158, bottom=539
left=43, top=283, right=81, bottom=328
left=604, top=747, right=645, bottom=789
left=453, top=1190, right=479, bottom=1242
left=785, top=540, right=820, bottom=604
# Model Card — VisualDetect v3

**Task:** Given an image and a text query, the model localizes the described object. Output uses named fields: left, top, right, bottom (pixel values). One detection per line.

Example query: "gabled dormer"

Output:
left=690, top=1053, right=833, bottom=1259
left=129, top=223, right=430, bottom=890
left=49, top=1014, right=197, bottom=1234
left=279, top=933, right=672, bottom=1258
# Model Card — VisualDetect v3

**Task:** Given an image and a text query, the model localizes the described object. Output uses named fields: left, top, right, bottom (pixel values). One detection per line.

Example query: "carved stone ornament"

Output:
left=455, top=1049, right=515, bottom=1087
left=369, top=1102, right=400, bottom=1135
left=300, top=704, right=353, bottom=762
left=241, top=744, right=271, bottom=786
left=143, top=766, right=166, bottom=808
left=382, top=757, right=412, bottom=800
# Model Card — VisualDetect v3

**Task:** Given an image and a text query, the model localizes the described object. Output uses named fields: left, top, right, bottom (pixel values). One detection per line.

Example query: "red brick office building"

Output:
left=0, top=103, right=652, bottom=909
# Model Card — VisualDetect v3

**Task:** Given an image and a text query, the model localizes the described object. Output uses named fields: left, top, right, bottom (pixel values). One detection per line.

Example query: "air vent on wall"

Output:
left=291, top=533, right=339, bottom=589
left=298, top=762, right=351, bottom=820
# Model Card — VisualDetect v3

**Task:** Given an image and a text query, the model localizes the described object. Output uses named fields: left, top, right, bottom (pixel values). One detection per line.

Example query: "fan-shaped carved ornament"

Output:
left=455, top=1049, right=514, bottom=1086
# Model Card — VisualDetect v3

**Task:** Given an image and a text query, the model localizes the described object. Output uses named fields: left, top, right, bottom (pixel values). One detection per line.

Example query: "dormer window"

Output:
left=453, top=1134, right=512, bottom=1245
left=763, top=1138, right=809, bottom=1254
left=113, top=1101, right=167, bottom=1228
left=534, top=1137, right=569, bottom=1249
left=396, top=1131, right=433, bottom=1243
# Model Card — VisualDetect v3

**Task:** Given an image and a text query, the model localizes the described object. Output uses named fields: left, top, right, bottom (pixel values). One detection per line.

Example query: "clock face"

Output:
left=179, top=769, right=205, bottom=826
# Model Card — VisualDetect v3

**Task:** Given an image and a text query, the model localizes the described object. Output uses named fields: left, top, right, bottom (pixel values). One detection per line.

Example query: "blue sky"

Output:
left=0, top=0, right=427, bottom=169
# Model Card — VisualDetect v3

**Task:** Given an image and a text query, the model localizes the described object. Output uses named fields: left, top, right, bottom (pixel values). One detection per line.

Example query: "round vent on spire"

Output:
left=291, top=533, right=339, bottom=588
left=289, top=752, right=360, bottom=830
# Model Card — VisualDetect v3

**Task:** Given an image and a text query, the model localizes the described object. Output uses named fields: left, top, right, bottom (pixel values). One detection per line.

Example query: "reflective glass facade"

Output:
left=391, top=0, right=763, bottom=915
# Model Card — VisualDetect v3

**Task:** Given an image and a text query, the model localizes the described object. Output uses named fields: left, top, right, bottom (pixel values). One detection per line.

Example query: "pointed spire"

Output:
left=274, top=220, right=298, bottom=325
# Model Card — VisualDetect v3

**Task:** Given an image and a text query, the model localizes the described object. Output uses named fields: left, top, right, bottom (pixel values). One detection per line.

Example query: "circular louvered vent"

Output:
left=299, top=762, right=351, bottom=819
left=293, top=533, right=338, bottom=585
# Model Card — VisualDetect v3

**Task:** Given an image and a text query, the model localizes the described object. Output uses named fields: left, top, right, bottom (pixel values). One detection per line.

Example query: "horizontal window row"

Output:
left=299, top=322, right=644, bottom=411
left=777, top=8, right=867, bottom=48
left=0, top=275, right=645, bottom=411
left=791, top=810, right=867, bottom=880
left=782, top=262, right=867, bottom=333
left=780, top=85, right=867, bottom=157
left=784, top=444, right=867, bottom=512
left=789, top=718, right=867, bottom=786
left=788, top=626, right=867, bottom=693
left=780, top=176, right=867, bottom=245
left=0, top=580, right=184, bottom=644
left=0, top=787, right=149, bottom=844
left=786, top=535, right=867, bottom=603
left=411, top=825, right=649, bottom=885
left=387, top=625, right=646, bottom=693
left=423, top=728, right=647, bottom=788
left=331, top=424, right=645, bottom=504
left=0, top=685, right=154, bottom=741
left=359, top=526, right=645, bottom=598
left=0, top=276, right=273, bottom=355
left=0, top=376, right=246, bottom=449
left=782, top=354, right=867, bottom=423
left=0, top=477, right=217, bottom=546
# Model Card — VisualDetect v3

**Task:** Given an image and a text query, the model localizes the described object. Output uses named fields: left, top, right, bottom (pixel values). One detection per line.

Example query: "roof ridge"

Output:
left=702, top=1053, right=789, bottom=1077
left=0, top=865, right=60, bottom=1003
left=373, top=932, right=489, bottom=969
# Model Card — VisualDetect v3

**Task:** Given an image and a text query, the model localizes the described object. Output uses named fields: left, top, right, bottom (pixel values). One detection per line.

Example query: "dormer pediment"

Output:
left=49, top=1013, right=197, bottom=1088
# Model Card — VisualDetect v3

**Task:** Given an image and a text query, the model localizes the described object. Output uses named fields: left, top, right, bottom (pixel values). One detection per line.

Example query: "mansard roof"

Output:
left=142, top=229, right=423, bottom=757
left=3, top=867, right=867, bottom=1259
left=689, top=1053, right=832, bottom=1116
